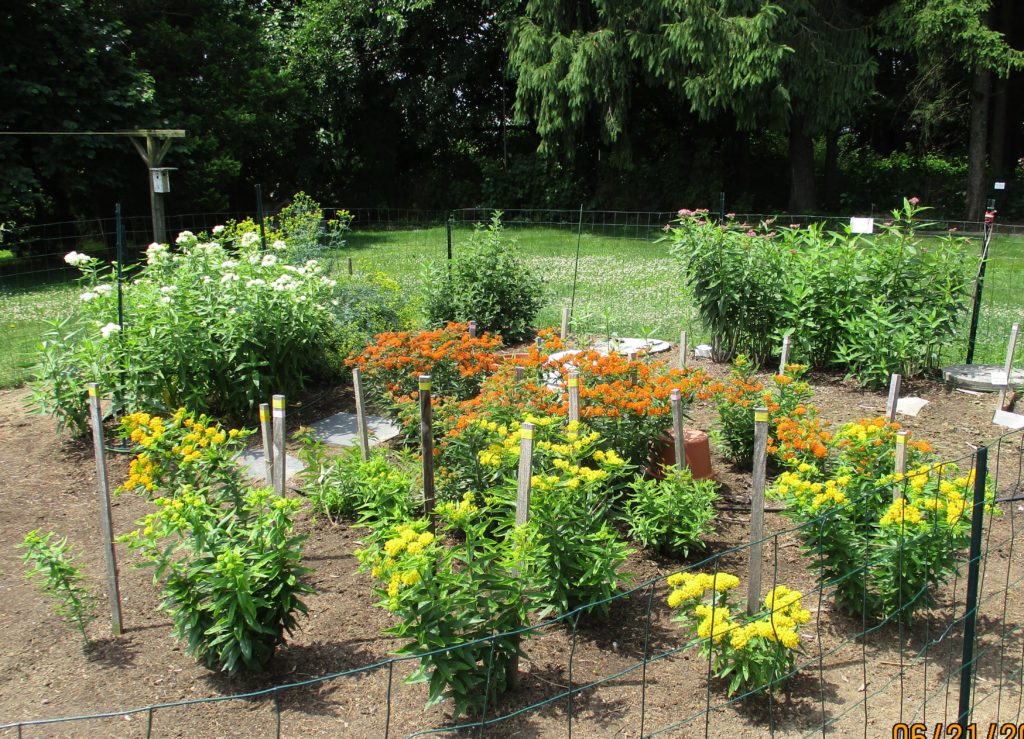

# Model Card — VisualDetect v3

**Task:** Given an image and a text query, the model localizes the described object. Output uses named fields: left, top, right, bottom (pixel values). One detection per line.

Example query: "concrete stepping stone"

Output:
left=943, top=364, right=1024, bottom=392
left=307, top=411, right=401, bottom=446
left=238, top=448, right=305, bottom=484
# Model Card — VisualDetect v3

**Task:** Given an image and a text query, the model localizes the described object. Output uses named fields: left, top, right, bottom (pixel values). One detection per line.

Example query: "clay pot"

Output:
left=649, top=428, right=714, bottom=481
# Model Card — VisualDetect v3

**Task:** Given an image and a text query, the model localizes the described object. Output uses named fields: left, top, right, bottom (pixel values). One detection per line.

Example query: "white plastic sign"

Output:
left=850, top=217, right=874, bottom=234
left=991, top=371, right=1010, bottom=386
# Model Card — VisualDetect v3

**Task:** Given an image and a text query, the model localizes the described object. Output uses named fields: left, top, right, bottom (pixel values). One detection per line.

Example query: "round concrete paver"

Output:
left=942, top=364, right=1024, bottom=392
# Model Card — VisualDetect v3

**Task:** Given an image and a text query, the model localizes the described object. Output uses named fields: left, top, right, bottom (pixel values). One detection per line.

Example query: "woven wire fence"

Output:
left=3, top=426, right=1023, bottom=738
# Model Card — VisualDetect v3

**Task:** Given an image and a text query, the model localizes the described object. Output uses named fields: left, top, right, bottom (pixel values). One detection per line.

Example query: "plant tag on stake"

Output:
left=849, top=217, right=874, bottom=234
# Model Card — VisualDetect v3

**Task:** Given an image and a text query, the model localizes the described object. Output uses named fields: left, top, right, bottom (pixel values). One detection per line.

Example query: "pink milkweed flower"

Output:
left=789, top=223, right=800, bottom=229
left=908, top=197, right=921, bottom=205
left=745, top=229, right=757, bottom=237
left=678, top=208, right=695, bottom=217
left=726, top=213, right=736, bottom=220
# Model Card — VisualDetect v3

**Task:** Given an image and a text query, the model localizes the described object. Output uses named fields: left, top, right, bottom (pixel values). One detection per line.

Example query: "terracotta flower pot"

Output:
left=649, top=428, right=714, bottom=481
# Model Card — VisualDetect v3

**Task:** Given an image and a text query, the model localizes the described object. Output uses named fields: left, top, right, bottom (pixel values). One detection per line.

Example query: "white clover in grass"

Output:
left=241, top=232, right=260, bottom=248
left=79, top=291, right=99, bottom=302
left=175, top=231, right=195, bottom=245
left=94, top=284, right=113, bottom=296
left=212, top=224, right=225, bottom=235
left=99, top=322, right=121, bottom=339
left=64, top=251, right=94, bottom=267
left=261, top=254, right=278, bottom=267
left=272, top=239, right=287, bottom=251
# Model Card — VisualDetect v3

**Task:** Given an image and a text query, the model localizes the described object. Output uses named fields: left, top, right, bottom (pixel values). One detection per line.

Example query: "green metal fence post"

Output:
left=965, top=224, right=993, bottom=364
left=957, top=445, right=988, bottom=727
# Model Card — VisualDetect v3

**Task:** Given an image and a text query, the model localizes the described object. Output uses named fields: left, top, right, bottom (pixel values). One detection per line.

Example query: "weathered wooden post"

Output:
left=87, top=383, right=123, bottom=636
left=567, top=371, right=581, bottom=423
left=893, top=431, right=908, bottom=502
left=779, top=334, right=791, bottom=374
left=419, top=375, right=436, bottom=532
left=886, top=374, right=902, bottom=423
left=468, top=320, right=477, bottom=339
left=561, top=306, right=570, bottom=341
left=996, top=322, right=1020, bottom=412
left=259, top=403, right=274, bottom=488
left=508, top=421, right=535, bottom=690
left=679, top=330, right=688, bottom=368
left=671, top=389, right=686, bottom=470
left=747, top=406, right=769, bottom=615
left=352, top=367, right=371, bottom=461
left=272, top=395, right=286, bottom=496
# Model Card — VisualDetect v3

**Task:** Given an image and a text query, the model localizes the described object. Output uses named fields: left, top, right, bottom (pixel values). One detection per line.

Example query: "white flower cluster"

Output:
left=146, top=242, right=170, bottom=265
left=100, top=322, right=121, bottom=339
left=212, top=225, right=225, bottom=235
left=175, top=231, right=195, bottom=245
left=64, top=251, right=94, bottom=267
left=241, top=232, right=260, bottom=248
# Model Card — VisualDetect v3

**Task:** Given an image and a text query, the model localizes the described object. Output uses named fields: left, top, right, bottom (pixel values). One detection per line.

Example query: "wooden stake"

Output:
left=567, top=372, right=580, bottom=423
left=997, top=322, right=1019, bottom=412
left=779, top=334, right=791, bottom=375
left=893, top=431, right=908, bottom=502
left=468, top=320, right=477, bottom=339
left=885, top=374, right=902, bottom=423
left=259, top=403, right=274, bottom=488
left=508, top=420, right=535, bottom=690
left=671, top=389, right=685, bottom=470
left=419, top=375, right=436, bottom=532
left=560, top=306, right=570, bottom=340
left=87, top=383, right=123, bottom=636
left=747, top=406, right=769, bottom=615
left=679, top=330, right=688, bottom=368
left=535, top=336, right=543, bottom=350
left=352, top=367, right=371, bottom=461
left=347, top=256, right=353, bottom=276
left=514, top=365, right=525, bottom=381
left=272, top=394, right=286, bottom=496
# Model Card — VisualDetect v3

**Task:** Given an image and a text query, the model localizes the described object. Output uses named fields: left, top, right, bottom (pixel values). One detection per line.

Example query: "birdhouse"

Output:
left=150, top=167, right=175, bottom=193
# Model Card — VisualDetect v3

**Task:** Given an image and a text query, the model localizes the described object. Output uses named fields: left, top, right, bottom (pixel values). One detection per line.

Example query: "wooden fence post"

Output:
left=347, top=256, right=353, bottom=276
left=747, top=406, right=769, bottom=615
left=352, top=367, right=371, bottom=461
left=996, top=322, right=1019, bottom=412
left=886, top=374, right=902, bottom=423
left=679, top=330, right=688, bottom=368
left=893, top=431, right=908, bottom=501
left=419, top=375, right=436, bottom=532
left=561, top=306, right=570, bottom=341
left=87, top=383, right=123, bottom=636
left=272, top=394, right=286, bottom=496
left=468, top=320, right=477, bottom=339
left=259, top=403, right=274, bottom=488
left=779, top=334, right=791, bottom=374
left=567, top=371, right=580, bottom=423
left=514, top=366, right=525, bottom=381
left=509, top=421, right=535, bottom=690
left=671, top=388, right=685, bottom=470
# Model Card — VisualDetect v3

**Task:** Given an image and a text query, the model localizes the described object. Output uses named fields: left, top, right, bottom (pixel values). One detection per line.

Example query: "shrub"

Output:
left=669, top=199, right=971, bottom=384
left=19, top=530, right=95, bottom=645
left=423, top=211, right=544, bottom=343
left=624, top=468, right=718, bottom=558
left=117, top=408, right=312, bottom=673
left=666, top=571, right=810, bottom=697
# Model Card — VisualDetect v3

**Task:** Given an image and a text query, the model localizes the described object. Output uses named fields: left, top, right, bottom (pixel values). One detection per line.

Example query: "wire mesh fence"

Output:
left=2, top=207, right=1022, bottom=388
left=2, top=426, right=1023, bottom=738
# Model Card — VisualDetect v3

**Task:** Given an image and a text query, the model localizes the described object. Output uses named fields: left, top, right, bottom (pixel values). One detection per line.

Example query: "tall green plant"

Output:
left=19, top=530, right=96, bottom=645
left=423, top=212, right=544, bottom=343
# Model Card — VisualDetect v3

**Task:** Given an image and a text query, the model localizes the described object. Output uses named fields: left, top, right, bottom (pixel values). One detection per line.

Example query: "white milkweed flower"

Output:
left=272, top=239, right=287, bottom=251
left=160, top=285, right=176, bottom=294
left=246, top=278, right=266, bottom=288
left=94, top=284, right=113, bottom=296
left=212, top=225, right=225, bottom=234
left=175, top=230, right=195, bottom=245
left=146, top=242, right=169, bottom=265
left=79, top=291, right=99, bottom=302
left=64, top=251, right=94, bottom=267
left=220, top=258, right=238, bottom=270
left=241, top=232, right=260, bottom=247
left=261, top=254, right=278, bottom=267
left=220, top=272, right=240, bottom=284
left=100, top=322, right=121, bottom=339
left=304, top=259, right=319, bottom=269
left=202, top=276, right=212, bottom=284
left=160, top=296, right=172, bottom=305
left=321, top=278, right=337, bottom=288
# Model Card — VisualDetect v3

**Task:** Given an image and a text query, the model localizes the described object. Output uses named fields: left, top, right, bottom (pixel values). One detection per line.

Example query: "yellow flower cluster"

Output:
left=383, top=526, right=434, bottom=558
left=666, top=571, right=741, bottom=607
left=772, top=470, right=850, bottom=511
left=124, top=411, right=165, bottom=449
left=385, top=567, right=422, bottom=598
left=879, top=498, right=924, bottom=528
left=893, top=464, right=934, bottom=494
left=694, top=604, right=735, bottom=643
left=726, top=586, right=809, bottom=650
left=125, top=452, right=157, bottom=492
left=592, top=449, right=625, bottom=466
left=438, top=493, right=479, bottom=526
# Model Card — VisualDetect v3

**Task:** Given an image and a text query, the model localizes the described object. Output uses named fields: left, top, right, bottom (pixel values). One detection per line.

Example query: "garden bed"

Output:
left=1, top=356, right=1023, bottom=737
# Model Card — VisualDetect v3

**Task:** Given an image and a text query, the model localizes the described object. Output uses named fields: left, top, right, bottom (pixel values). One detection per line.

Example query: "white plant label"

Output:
left=991, top=371, right=1010, bottom=386
left=850, top=217, right=874, bottom=234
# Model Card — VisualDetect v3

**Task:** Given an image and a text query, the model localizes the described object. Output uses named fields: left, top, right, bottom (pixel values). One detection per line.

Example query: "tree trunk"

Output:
left=823, top=128, right=840, bottom=212
left=966, top=67, right=992, bottom=222
left=788, top=117, right=817, bottom=213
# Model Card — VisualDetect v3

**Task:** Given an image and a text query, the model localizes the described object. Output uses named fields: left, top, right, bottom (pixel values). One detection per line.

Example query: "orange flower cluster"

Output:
left=768, top=415, right=832, bottom=463
left=348, top=323, right=503, bottom=403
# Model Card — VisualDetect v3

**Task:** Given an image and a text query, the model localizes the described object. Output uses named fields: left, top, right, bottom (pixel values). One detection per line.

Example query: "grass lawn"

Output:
left=1, top=223, right=1020, bottom=388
